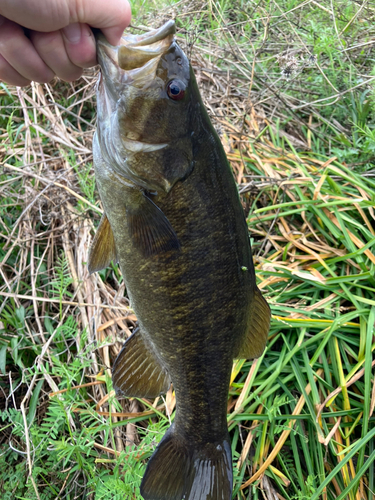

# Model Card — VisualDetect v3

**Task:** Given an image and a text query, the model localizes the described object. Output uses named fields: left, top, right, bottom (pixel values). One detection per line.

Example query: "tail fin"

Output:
left=140, top=424, right=232, bottom=500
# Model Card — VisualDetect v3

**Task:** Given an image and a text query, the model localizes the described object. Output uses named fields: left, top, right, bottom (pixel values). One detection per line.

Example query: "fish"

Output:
left=89, top=20, right=270, bottom=500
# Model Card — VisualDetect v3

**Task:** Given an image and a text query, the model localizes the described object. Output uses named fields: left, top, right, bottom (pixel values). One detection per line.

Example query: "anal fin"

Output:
left=236, top=288, right=271, bottom=360
left=88, top=214, right=117, bottom=274
left=112, top=328, right=171, bottom=399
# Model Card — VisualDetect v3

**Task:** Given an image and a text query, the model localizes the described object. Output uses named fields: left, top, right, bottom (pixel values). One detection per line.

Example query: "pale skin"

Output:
left=0, top=0, right=131, bottom=86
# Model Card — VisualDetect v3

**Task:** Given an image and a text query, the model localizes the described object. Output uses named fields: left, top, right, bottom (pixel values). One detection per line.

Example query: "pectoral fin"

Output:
left=88, top=214, right=117, bottom=274
left=235, top=288, right=270, bottom=360
left=112, top=328, right=171, bottom=399
left=87, top=214, right=117, bottom=274
left=127, top=191, right=180, bottom=257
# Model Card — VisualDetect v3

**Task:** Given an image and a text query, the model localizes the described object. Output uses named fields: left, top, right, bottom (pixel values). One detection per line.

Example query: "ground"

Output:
left=0, top=1, right=375, bottom=499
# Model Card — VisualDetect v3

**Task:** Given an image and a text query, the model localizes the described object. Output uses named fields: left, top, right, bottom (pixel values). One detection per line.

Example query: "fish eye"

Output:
left=167, top=79, right=186, bottom=101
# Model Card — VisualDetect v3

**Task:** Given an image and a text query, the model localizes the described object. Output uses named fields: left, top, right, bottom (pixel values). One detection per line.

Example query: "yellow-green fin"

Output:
left=127, top=192, right=180, bottom=257
left=88, top=214, right=117, bottom=274
left=235, top=288, right=270, bottom=360
left=112, top=328, right=171, bottom=399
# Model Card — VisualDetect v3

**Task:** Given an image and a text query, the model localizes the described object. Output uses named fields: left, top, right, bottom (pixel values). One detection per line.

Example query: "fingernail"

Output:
left=63, top=23, right=82, bottom=44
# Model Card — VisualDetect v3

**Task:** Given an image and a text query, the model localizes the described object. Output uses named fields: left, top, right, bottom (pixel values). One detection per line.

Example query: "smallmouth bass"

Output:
left=89, top=20, right=270, bottom=500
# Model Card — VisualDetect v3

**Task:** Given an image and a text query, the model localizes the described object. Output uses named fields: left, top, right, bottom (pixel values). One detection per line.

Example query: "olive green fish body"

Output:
left=91, top=21, right=270, bottom=500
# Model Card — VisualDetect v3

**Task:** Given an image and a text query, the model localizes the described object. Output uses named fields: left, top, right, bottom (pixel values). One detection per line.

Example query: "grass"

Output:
left=1, top=0, right=375, bottom=499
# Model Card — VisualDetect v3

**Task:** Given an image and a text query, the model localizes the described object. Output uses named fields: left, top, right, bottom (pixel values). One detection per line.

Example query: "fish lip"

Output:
left=96, top=20, right=176, bottom=86
left=123, top=20, right=176, bottom=48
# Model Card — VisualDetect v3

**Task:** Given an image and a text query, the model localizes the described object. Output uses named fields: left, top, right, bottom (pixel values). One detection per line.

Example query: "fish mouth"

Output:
left=97, top=21, right=176, bottom=89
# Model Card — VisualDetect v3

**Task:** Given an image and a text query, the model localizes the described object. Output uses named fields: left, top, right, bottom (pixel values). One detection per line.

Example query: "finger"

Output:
left=0, top=0, right=69, bottom=32
left=0, top=17, right=54, bottom=83
left=30, top=30, right=83, bottom=82
left=0, top=53, right=30, bottom=86
left=99, top=1, right=132, bottom=45
left=70, top=0, right=132, bottom=45
left=62, top=23, right=97, bottom=69
left=0, top=0, right=131, bottom=45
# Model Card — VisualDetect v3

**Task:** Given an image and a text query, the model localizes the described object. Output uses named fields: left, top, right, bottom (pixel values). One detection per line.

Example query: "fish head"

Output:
left=96, top=20, right=196, bottom=146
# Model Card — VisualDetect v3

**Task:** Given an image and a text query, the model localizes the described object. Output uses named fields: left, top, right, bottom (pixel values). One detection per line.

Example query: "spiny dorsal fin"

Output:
left=88, top=214, right=117, bottom=274
left=127, top=191, right=180, bottom=257
left=236, top=288, right=270, bottom=360
left=112, top=327, right=171, bottom=399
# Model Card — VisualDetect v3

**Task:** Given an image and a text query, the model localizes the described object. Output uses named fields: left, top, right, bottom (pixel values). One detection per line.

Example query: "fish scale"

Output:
left=89, top=20, right=270, bottom=500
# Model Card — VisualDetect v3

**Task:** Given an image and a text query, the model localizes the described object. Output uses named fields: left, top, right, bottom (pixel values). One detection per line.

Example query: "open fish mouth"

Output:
left=96, top=21, right=176, bottom=88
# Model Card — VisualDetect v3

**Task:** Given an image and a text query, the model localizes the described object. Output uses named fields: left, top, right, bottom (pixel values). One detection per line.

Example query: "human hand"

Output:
left=0, top=0, right=131, bottom=86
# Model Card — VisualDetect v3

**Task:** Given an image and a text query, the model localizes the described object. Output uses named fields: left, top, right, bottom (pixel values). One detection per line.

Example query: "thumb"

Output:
left=74, top=0, right=132, bottom=45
